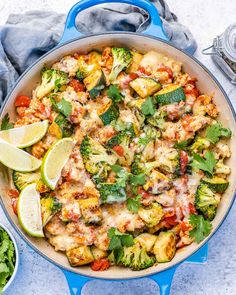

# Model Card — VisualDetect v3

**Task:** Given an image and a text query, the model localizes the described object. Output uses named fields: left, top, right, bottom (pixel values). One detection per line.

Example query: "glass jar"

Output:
left=202, top=23, right=236, bottom=84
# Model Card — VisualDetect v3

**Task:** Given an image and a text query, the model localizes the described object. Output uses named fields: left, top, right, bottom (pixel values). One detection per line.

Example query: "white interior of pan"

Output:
left=0, top=34, right=235, bottom=279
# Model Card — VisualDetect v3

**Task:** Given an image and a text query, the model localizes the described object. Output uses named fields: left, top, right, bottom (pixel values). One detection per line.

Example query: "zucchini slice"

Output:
left=66, top=246, right=94, bottom=266
left=13, top=170, right=41, bottom=191
left=83, top=69, right=105, bottom=99
left=129, top=78, right=162, bottom=98
left=98, top=100, right=119, bottom=125
left=134, top=233, right=157, bottom=252
left=155, top=84, right=186, bottom=105
left=126, top=51, right=143, bottom=73
left=91, top=246, right=108, bottom=260
left=152, top=231, right=176, bottom=263
left=201, top=177, right=229, bottom=193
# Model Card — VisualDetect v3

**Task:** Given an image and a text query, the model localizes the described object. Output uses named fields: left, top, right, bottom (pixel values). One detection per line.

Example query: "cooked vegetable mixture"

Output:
left=3, top=48, right=232, bottom=271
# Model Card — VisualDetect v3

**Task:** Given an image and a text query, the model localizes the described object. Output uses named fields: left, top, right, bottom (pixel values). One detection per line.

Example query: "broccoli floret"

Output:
left=97, top=183, right=126, bottom=204
left=195, top=184, right=221, bottom=220
left=36, top=69, right=69, bottom=99
left=214, top=159, right=231, bottom=175
left=109, top=48, right=132, bottom=82
left=138, top=202, right=164, bottom=227
left=190, top=137, right=211, bottom=153
left=131, top=156, right=160, bottom=175
left=41, top=196, right=62, bottom=226
left=147, top=109, right=167, bottom=129
left=121, top=243, right=156, bottom=270
left=76, top=70, right=85, bottom=82
left=80, top=136, right=117, bottom=181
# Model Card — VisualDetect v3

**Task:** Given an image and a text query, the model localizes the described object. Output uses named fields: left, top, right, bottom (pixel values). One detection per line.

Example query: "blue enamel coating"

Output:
left=63, top=244, right=208, bottom=295
left=59, top=0, right=168, bottom=44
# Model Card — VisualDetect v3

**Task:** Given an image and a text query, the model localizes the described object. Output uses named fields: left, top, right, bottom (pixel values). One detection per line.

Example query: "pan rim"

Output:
left=0, top=31, right=236, bottom=280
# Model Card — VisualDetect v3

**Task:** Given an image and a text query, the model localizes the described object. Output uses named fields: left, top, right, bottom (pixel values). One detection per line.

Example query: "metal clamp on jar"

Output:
left=203, top=23, right=236, bottom=84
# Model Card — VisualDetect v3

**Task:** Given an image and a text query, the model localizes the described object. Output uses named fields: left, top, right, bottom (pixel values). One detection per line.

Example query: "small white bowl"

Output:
left=0, top=223, right=19, bottom=293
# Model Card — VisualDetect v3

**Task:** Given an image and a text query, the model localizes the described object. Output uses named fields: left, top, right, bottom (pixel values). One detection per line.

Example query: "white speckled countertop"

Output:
left=0, top=0, right=236, bottom=294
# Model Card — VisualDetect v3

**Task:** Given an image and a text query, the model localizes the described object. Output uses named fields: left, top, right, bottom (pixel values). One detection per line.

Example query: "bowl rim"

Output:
left=0, top=32, right=236, bottom=280
left=0, top=222, right=19, bottom=292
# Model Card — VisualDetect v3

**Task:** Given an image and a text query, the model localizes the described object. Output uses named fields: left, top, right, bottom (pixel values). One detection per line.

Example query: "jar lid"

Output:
left=223, top=23, right=236, bottom=61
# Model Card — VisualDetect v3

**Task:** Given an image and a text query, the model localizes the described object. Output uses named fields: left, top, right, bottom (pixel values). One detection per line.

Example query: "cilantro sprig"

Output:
left=108, top=227, right=134, bottom=263
left=127, top=194, right=142, bottom=213
left=206, top=123, right=231, bottom=144
left=1, top=114, right=14, bottom=130
left=107, top=85, right=124, bottom=103
left=0, top=228, right=16, bottom=293
left=50, top=97, right=72, bottom=117
left=189, top=214, right=212, bottom=243
left=141, top=97, right=156, bottom=116
left=190, top=151, right=217, bottom=175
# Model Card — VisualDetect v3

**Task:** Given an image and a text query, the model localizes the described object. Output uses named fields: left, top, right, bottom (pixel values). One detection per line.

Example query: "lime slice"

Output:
left=0, top=120, right=48, bottom=148
left=0, top=139, right=41, bottom=172
left=17, top=183, right=44, bottom=237
left=41, top=138, right=74, bottom=189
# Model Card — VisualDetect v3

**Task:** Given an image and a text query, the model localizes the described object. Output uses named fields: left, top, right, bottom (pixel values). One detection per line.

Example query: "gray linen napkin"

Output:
left=0, top=0, right=197, bottom=105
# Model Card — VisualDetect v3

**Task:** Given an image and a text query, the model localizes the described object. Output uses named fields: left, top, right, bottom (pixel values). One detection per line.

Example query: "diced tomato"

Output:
left=157, top=65, right=173, bottom=79
left=11, top=198, right=18, bottom=216
left=91, top=259, right=110, bottom=271
left=164, top=215, right=178, bottom=226
left=69, top=79, right=85, bottom=92
left=189, top=203, right=197, bottom=214
left=8, top=189, right=19, bottom=198
left=129, top=72, right=139, bottom=80
left=15, top=95, right=31, bottom=107
left=137, top=187, right=152, bottom=199
left=138, top=66, right=151, bottom=76
left=8, top=190, right=19, bottom=216
left=179, top=151, right=188, bottom=175
left=180, top=221, right=191, bottom=232
left=184, top=85, right=200, bottom=97
left=112, top=145, right=124, bottom=156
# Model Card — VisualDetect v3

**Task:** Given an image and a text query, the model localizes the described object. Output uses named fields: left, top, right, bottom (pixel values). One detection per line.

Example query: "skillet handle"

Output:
left=59, top=0, right=168, bottom=44
left=63, top=270, right=91, bottom=295
left=149, top=265, right=178, bottom=295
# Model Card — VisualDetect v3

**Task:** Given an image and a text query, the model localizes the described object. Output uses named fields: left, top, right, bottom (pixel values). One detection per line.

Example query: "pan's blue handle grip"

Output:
left=186, top=243, right=208, bottom=264
left=60, top=0, right=168, bottom=44
left=150, top=265, right=178, bottom=295
left=63, top=270, right=92, bottom=295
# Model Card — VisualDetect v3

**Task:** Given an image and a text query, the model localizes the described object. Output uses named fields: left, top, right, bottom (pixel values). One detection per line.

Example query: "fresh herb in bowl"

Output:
left=0, top=227, right=16, bottom=293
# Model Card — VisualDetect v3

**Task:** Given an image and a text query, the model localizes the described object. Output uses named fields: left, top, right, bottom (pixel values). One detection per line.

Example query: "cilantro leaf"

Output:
left=107, top=85, right=124, bottom=103
left=189, top=214, right=212, bottom=243
left=206, top=123, right=232, bottom=144
left=1, top=114, right=14, bottom=130
left=141, top=97, right=156, bottom=116
left=130, top=174, right=146, bottom=186
left=190, top=151, right=217, bottom=175
left=111, top=165, right=130, bottom=187
left=174, top=140, right=191, bottom=150
left=50, top=97, right=72, bottom=117
left=127, top=195, right=141, bottom=213
left=108, top=227, right=134, bottom=263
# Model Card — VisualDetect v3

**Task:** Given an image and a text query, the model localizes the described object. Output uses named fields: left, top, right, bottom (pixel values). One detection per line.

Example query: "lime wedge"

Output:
left=17, top=183, right=44, bottom=237
left=41, top=138, right=74, bottom=190
left=0, top=139, right=41, bottom=172
left=0, top=120, right=48, bottom=148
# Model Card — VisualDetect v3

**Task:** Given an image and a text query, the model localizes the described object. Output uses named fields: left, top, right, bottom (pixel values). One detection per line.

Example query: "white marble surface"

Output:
left=0, top=0, right=236, bottom=294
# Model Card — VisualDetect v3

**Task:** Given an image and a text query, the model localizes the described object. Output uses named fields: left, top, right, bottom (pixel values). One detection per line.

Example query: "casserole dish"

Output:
left=0, top=0, right=235, bottom=294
